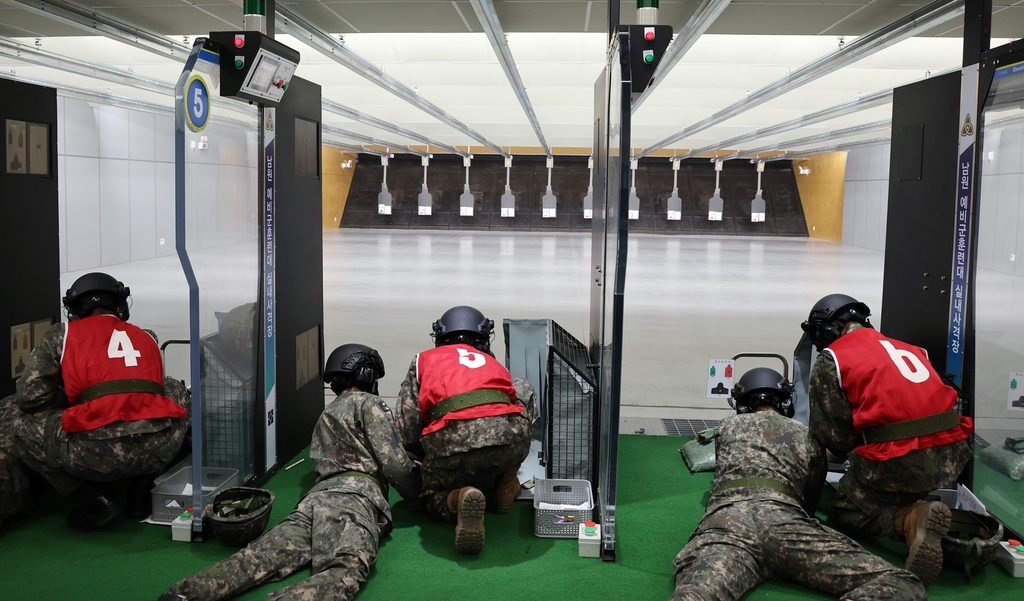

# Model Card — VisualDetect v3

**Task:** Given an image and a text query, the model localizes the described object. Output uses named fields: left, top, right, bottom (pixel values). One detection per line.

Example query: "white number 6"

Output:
left=108, top=330, right=142, bottom=367
left=457, top=347, right=485, bottom=369
left=879, top=340, right=929, bottom=383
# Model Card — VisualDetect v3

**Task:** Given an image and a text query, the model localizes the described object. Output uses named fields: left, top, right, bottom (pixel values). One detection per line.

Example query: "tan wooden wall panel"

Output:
left=792, top=152, right=846, bottom=242
left=322, top=146, right=358, bottom=229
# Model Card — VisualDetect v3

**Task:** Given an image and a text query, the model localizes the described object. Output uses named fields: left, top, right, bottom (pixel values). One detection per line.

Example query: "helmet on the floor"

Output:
left=730, top=367, right=796, bottom=418
left=941, top=509, right=1003, bottom=582
left=800, top=293, right=872, bottom=352
left=63, top=272, right=131, bottom=321
left=431, top=306, right=494, bottom=355
left=207, top=487, right=275, bottom=547
left=323, top=344, right=385, bottom=394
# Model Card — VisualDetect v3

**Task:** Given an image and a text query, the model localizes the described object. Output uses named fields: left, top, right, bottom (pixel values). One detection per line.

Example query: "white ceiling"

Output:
left=0, top=1, right=1013, bottom=155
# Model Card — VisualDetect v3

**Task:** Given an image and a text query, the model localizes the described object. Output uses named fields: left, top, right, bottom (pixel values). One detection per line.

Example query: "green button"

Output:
left=234, top=59, right=244, bottom=69
left=1016, top=545, right=1024, bottom=552
left=282, top=81, right=289, bottom=91
left=584, top=527, right=596, bottom=534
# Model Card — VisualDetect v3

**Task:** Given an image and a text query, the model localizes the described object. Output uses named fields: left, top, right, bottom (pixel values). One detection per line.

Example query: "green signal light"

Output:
left=234, top=59, right=244, bottom=69
left=644, top=53, right=654, bottom=64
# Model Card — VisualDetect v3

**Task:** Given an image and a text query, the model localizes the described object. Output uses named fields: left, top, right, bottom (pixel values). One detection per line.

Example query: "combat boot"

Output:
left=493, top=464, right=522, bottom=514
left=447, top=487, right=485, bottom=554
left=894, top=501, right=952, bottom=586
left=67, top=482, right=123, bottom=533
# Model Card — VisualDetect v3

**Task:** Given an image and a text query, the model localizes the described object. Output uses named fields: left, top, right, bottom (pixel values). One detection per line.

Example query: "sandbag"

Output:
left=679, top=427, right=717, bottom=473
left=978, top=441, right=1024, bottom=481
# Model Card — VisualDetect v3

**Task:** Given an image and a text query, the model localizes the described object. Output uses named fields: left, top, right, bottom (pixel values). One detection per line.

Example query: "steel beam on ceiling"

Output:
left=276, top=4, right=509, bottom=157
left=764, top=136, right=892, bottom=162
left=321, top=98, right=466, bottom=156
left=322, top=123, right=427, bottom=157
left=637, top=0, right=965, bottom=158
left=719, top=119, right=891, bottom=161
left=469, top=0, right=550, bottom=155
left=323, top=139, right=387, bottom=157
left=5, top=0, right=190, bottom=61
left=631, top=0, right=732, bottom=112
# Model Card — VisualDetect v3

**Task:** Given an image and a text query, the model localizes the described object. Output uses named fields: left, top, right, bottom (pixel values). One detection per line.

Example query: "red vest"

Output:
left=826, top=328, right=972, bottom=461
left=61, top=315, right=185, bottom=433
left=416, top=343, right=521, bottom=436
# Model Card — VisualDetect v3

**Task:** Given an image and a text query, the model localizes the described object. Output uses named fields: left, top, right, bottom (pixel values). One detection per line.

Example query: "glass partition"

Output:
left=972, top=59, right=1024, bottom=536
left=175, top=40, right=261, bottom=499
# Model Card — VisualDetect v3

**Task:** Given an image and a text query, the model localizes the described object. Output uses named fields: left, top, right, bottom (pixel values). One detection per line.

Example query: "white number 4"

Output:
left=880, top=340, right=929, bottom=384
left=108, top=330, right=141, bottom=367
left=457, top=347, right=486, bottom=369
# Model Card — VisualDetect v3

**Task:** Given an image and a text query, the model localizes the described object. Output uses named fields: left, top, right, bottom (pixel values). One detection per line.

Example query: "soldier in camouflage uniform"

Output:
left=0, top=273, right=190, bottom=531
left=395, top=306, right=537, bottom=554
left=161, top=343, right=420, bottom=601
left=672, top=368, right=925, bottom=601
left=0, top=394, right=33, bottom=526
left=803, top=294, right=974, bottom=585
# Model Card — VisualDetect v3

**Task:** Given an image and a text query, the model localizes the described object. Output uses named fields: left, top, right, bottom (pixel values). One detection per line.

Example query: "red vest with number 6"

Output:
left=825, top=327, right=972, bottom=461
left=61, top=315, right=185, bottom=433
left=416, top=343, right=521, bottom=436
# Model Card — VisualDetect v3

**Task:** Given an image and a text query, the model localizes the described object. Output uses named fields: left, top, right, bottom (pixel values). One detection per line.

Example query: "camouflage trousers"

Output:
left=0, top=380, right=189, bottom=496
left=421, top=435, right=532, bottom=520
left=833, top=439, right=973, bottom=539
left=671, top=500, right=925, bottom=601
left=170, top=490, right=380, bottom=601
left=0, top=395, right=33, bottom=523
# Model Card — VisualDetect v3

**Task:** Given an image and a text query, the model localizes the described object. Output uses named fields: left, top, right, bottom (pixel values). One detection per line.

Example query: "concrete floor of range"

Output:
left=62, top=229, right=887, bottom=423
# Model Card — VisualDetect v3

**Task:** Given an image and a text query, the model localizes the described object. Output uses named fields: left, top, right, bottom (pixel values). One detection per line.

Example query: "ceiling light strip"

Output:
left=7, top=0, right=190, bottom=61
left=277, top=4, right=508, bottom=157
left=321, top=98, right=467, bottom=156
left=631, top=0, right=732, bottom=112
left=638, top=0, right=964, bottom=158
left=469, top=0, right=550, bottom=155
left=322, top=123, right=427, bottom=157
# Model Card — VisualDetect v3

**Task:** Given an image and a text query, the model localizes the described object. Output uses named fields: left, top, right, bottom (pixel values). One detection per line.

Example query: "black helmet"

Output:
left=62, top=272, right=131, bottom=321
left=730, top=367, right=796, bottom=418
left=800, top=293, right=872, bottom=352
left=323, top=343, right=385, bottom=394
left=431, top=306, right=494, bottom=354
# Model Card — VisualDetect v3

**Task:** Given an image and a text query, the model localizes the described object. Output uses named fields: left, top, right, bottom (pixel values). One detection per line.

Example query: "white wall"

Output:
left=57, top=97, right=258, bottom=274
left=841, top=144, right=891, bottom=251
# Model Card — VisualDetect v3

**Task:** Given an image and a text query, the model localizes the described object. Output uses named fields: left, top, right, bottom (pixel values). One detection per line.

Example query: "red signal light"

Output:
left=234, top=35, right=245, bottom=48
left=645, top=31, right=655, bottom=42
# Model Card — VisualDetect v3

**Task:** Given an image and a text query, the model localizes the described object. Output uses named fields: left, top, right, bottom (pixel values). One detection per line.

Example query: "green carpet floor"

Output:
left=1, top=435, right=1021, bottom=600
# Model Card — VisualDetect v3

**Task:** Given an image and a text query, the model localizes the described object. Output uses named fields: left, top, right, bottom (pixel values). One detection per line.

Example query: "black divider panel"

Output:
left=342, top=154, right=808, bottom=236
left=1, top=79, right=59, bottom=398
left=269, top=76, right=325, bottom=466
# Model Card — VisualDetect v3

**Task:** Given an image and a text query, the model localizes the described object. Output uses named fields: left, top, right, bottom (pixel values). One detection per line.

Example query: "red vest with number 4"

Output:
left=61, top=315, right=185, bottom=433
left=825, top=328, right=972, bottom=461
left=416, top=343, right=521, bottom=436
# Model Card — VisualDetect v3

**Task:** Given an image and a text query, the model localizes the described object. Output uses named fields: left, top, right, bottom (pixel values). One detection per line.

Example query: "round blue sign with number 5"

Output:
left=184, top=75, right=210, bottom=133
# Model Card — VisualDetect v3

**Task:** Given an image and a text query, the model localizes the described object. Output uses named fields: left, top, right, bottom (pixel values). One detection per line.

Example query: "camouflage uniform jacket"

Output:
left=306, top=390, right=421, bottom=534
left=808, top=351, right=867, bottom=458
left=708, top=411, right=827, bottom=517
left=394, top=358, right=537, bottom=458
left=16, top=322, right=174, bottom=436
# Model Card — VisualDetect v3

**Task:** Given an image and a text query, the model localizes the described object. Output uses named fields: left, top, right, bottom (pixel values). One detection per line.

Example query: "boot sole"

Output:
left=906, top=501, right=951, bottom=586
left=455, top=488, right=486, bottom=554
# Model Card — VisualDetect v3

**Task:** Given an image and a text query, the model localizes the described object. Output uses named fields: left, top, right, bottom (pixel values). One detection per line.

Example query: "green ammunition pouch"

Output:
left=1005, top=436, right=1024, bottom=454
left=860, top=410, right=961, bottom=445
left=78, top=378, right=165, bottom=403
left=678, top=427, right=717, bottom=473
left=941, top=509, right=1003, bottom=583
left=711, top=476, right=798, bottom=501
left=979, top=437, right=1024, bottom=481
left=428, top=389, right=512, bottom=422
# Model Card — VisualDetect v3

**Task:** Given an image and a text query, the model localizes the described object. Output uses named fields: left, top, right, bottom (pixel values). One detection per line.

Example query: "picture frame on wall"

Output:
left=5, top=119, right=50, bottom=176
left=6, top=119, right=26, bottom=175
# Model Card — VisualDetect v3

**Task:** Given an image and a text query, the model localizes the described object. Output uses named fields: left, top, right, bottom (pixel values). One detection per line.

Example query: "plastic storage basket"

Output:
left=151, top=465, right=239, bottom=522
left=533, top=478, right=594, bottom=538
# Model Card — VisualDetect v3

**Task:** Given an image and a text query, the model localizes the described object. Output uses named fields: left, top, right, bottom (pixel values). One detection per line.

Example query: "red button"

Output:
left=1010, top=539, right=1022, bottom=546
left=645, top=31, right=655, bottom=41
left=585, top=521, right=596, bottom=527
left=234, top=35, right=244, bottom=48
left=276, top=80, right=284, bottom=89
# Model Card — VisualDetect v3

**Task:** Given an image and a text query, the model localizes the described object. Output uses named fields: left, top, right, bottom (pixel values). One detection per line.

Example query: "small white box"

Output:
left=628, top=210, right=639, bottom=220
left=542, top=208, right=556, bottom=218
left=171, top=513, right=192, bottom=542
left=460, top=207, right=473, bottom=216
left=418, top=206, right=431, bottom=216
left=584, top=209, right=593, bottom=219
left=501, top=207, right=515, bottom=218
left=578, top=522, right=601, bottom=558
left=667, top=210, right=681, bottom=221
left=996, top=541, right=1024, bottom=577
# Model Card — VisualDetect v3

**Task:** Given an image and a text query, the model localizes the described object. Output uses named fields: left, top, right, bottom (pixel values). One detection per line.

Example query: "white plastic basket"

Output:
left=533, top=479, right=594, bottom=538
